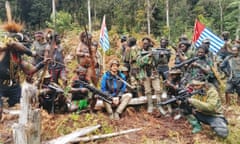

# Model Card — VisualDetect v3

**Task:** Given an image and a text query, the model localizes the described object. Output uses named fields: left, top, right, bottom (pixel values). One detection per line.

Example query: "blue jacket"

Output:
left=101, top=71, right=126, bottom=97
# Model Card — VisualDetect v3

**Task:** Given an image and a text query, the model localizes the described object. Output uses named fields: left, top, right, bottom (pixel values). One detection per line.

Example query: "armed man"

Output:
left=101, top=59, right=132, bottom=120
left=155, top=37, right=171, bottom=80
left=182, top=45, right=211, bottom=86
left=186, top=79, right=228, bottom=138
left=137, top=37, right=166, bottom=115
left=67, top=66, right=90, bottom=112
left=123, top=37, right=142, bottom=97
left=220, top=44, right=240, bottom=105
left=45, top=33, right=67, bottom=85
left=37, top=71, right=67, bottom=113
left=175, top=35, right=192, bottom=65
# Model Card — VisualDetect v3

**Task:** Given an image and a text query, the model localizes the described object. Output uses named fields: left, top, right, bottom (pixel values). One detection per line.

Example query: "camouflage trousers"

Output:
left=104, top=93, right=132, bottom=114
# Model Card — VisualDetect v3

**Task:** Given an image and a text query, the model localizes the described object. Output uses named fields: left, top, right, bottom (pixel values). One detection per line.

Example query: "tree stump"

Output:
left=12, top=81, right=41, bottom=144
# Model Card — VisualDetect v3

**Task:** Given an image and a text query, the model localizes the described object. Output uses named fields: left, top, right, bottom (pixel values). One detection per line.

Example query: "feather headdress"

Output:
left=1, top=1, right=23, bottom=33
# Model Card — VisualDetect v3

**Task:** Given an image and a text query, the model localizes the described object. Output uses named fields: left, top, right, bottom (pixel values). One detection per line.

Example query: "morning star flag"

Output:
left=99, top=15, right=110, bottom=52
left=192, top=20, right=225, bottom=55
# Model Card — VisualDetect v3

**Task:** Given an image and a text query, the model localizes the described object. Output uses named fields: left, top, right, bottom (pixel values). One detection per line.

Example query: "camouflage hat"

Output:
left=169, top=69, right=182, bottom=74
left=191, top=79, right=205, bottom=85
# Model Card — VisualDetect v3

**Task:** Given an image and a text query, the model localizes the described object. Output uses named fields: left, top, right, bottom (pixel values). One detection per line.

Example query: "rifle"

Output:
left=76, top=80, right=113, bottom=104
left=164, top=57, right=199, bottom=75
left=158, top=88, right=204, bottom=105
left=42, top=83, right=64, bottom=113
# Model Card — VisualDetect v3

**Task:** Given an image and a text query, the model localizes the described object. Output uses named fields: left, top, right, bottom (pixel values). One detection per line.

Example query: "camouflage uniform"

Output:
left=123, top=44, right=142, bottom=97
left=182, top=47, right=211, bottom=86
left=137, top=49, right=164, bottom=114
left=188, top=82, right=228, bottom=138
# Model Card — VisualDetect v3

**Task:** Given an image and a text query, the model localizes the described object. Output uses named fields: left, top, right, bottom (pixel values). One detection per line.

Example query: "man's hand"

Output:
left=113, top=97, right=120, bottom=105
left=43, top=58, right=51, bottom=64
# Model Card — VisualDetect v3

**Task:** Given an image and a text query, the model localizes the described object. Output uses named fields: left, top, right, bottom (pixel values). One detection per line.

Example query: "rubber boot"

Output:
left=147, top=95, right=153, bottom=113
left=186, top=115, right=202, bottom=134
left=225, top=93, right=231, bottom=106
left=157, top=94, right=166, bottom=115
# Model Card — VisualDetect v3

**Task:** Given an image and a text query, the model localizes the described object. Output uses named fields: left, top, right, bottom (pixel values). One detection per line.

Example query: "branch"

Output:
left=43, top=125, right=101, bottom=144
left=69, top=128, right=142, bottom=143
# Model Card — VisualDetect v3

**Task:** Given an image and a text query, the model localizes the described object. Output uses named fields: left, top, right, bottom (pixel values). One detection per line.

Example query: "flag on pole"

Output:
left=192, top=20, right=225, bottom=55
left=99, top=15, right=110, bottom=52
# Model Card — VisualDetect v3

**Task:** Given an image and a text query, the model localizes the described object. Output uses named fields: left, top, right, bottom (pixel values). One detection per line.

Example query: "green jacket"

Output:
left=136, top=50, right=152, bottom=80
left=190, top=85, right=223, bottom=116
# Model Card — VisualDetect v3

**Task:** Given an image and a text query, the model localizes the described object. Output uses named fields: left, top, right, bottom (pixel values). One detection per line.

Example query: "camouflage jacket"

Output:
left=190, top=85, right=223, bottom=116
left=123, top=45, right=140, bottom=70
left=136, top=48, right=158, bottom=80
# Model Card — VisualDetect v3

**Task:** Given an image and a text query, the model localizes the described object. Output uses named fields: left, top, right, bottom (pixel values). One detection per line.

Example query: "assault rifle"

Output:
left=158, top=88, right=204, bottom=105
left=42, top=83, right=64, bottom=113
left=76, top=80, right=113, bottom=104
left=164, top=57, right=199, bottom=75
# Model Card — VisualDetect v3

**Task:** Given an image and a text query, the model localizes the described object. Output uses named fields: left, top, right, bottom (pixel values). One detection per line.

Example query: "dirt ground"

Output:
left=1, top=103, right=239, bottom=144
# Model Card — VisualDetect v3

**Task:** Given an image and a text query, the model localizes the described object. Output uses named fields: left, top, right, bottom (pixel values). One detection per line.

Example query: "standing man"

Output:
left=220, top=45, right=240, bottom=105
left=101, top=59, right=132, bottom=120
left=137, top=37, right=165, bottom=115
left=76, top=32, right=97, bottom=86
left=31, top=31, right=48, bottom=65
left=0, top=22, right=48, bottom=120
left=186, top=79, right=228, bottom=138
left=46, top=34, right=66, bottom=85
left=123, top=37, right=142, bottom=97
left=155, top=37, right=171, bottom=80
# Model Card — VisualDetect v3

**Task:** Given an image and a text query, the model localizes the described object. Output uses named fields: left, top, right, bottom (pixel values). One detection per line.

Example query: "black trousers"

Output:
left=194, top=112, right=229, bottom=138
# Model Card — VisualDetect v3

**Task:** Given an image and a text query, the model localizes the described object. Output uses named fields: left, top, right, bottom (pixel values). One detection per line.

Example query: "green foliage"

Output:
left=46, top=11, right=74, bottom=35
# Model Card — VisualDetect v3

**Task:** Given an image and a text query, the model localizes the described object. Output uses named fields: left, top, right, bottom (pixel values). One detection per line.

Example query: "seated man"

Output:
left=68, top=66, right=90, bottom=112
left=101, top=59, right=132, bottom=120
left=186, top=79, right=228, bottom=138
left=37, top=71, right=67, bottom=113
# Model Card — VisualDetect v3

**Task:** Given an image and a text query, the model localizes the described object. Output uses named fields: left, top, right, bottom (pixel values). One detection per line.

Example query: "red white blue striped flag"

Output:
left=99, top=15, right=110, bottom=52
left=192, top=20, right=225, bottom=55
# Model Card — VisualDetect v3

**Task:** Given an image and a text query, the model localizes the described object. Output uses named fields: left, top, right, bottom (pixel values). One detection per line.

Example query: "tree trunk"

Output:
left=88, top=0, right=92, bottom=33
left=12, top=81, right=41, bottom=144
left=147, top=0, right=151, bottom=35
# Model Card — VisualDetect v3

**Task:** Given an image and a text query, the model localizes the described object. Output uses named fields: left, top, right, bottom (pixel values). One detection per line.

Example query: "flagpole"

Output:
left=103, top=52, right=106, bottom=73
left=99, top=15, right=110, bottom=73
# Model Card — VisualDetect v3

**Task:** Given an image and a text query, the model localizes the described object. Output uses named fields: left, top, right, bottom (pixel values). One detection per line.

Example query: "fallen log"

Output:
left=43, top=124, right=101, bottom=144
left=95, top=95, right=157, bottom=109
left=69, top=128, right=142, bottom=143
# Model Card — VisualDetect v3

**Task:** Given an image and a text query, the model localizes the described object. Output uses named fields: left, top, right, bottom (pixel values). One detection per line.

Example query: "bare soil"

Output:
left=1, top=104, right=237, bottom=144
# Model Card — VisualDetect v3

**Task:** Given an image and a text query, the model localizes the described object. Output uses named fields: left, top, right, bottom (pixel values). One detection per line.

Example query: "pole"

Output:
left=88, top=0, right=92, bottom=33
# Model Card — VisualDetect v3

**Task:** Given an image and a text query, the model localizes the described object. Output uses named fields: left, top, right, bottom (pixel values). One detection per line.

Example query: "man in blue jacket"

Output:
left=101, top=59, right=132, bottom=120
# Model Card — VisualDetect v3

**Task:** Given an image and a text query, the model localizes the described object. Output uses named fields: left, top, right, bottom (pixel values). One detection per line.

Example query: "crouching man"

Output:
left=101, top=59, right=132, bottom=120
left=186, top=79, right=228, bottom=138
